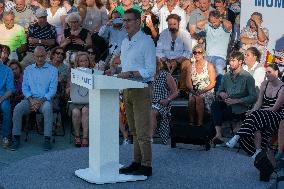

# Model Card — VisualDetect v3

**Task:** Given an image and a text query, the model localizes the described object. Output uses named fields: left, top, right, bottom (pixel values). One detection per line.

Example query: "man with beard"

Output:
left=156, top=14, right=192, bottom=91
left=196, top=10, right=231, bottom=91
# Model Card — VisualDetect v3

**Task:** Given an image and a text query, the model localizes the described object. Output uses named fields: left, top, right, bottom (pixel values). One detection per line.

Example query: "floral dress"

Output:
left=191, top=61, right=214, bottom=111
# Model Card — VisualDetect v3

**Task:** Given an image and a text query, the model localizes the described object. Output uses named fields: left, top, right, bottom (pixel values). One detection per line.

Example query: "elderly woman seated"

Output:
left=66, top=52, right=94, bottom=147
left=60, top=12, right=92, bottom=53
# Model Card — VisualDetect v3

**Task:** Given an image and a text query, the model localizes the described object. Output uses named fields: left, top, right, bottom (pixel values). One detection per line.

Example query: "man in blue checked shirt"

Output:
left=10, top=46, right=58, bottom=151
left=0, top=46, right=16, bottom=149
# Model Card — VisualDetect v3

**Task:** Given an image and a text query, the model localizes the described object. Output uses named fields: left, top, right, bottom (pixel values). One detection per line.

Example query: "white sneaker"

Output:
left=122, top=139, right=129, bottom=145
left=226, top=137, right=238, bottom=148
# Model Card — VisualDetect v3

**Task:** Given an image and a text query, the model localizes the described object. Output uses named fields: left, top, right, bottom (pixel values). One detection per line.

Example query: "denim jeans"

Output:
left=206, top=56, right=226, bottom=91
left=0, top=99, right=12, bottom=138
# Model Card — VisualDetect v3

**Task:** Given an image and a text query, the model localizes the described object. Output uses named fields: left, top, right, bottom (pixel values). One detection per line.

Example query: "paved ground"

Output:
left=0, top=122, right=283, bottom=189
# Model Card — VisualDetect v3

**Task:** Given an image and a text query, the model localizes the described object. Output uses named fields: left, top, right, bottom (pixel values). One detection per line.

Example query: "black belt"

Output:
left=145, top=81, right=152, bottom=85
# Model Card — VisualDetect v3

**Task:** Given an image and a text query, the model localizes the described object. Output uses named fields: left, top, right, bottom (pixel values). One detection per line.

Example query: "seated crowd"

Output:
left=0, top=0, right=284, bottom=182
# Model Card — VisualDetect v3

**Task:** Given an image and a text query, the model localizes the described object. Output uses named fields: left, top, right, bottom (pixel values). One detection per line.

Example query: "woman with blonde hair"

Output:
left=66, top=52, right=94, bottom=147
left=186, top=44, right=216, bottom=126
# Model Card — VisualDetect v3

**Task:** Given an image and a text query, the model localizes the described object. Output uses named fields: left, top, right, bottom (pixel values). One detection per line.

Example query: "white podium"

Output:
left=71, top=69, right=148, bottom=184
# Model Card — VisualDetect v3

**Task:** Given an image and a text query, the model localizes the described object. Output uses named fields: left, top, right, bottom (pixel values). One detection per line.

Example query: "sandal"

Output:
left=81, top=138, right=89, bottom=147
left=74, top=136, right=81, bottom=147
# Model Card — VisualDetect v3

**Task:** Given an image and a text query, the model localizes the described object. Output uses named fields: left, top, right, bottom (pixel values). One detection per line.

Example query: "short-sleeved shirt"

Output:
left=240, top=26, right=269, bottom=63
left=114, top=4, right=143, bottom=17
left=28, top=23, right=56, bottom=52
left=47, top=7, right=67, bottom=36
left=0, top=24, right=27, bottom=52
left=188, top=7, right=215, bottom=33
left=205, top=23, right=231, bottom=59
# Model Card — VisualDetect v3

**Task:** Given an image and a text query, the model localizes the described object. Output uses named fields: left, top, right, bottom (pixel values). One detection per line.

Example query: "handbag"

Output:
left=254, top=151, right=274, bottom=182
left=70, top=83, right=89, bottom=104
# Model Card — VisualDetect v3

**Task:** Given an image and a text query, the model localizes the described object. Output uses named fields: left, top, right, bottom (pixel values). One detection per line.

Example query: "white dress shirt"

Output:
left=120, top=31, right=156, bottom=82
left=151, top=4, right=187, bottom=33
left=243, top=62, right=266, bottom=90
left=156, top=29, right=192, bottom=59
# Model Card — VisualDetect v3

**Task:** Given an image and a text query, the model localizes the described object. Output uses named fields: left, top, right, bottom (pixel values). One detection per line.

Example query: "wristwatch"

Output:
left=38, top=39, right=42, bottom=44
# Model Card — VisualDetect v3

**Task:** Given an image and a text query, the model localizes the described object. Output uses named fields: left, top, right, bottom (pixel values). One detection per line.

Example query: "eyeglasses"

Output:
left=122, top=18, right=137, bottom=23
left=55, top=51, right=64, bottom=56
left=193, top=51, right=203, bottom=55
left=171, top=40, right=175, bottom=51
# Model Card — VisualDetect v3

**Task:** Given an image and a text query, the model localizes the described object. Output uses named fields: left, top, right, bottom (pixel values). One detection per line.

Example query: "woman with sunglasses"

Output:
left=186, top=44, right=216, bottom=126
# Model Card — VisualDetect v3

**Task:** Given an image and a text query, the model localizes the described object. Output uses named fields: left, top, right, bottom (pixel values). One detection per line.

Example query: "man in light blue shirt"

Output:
left=0, top=52, right=15, bottom=148
left=11, top=46, right=58, bottom=151
left=197, top=10, right=232, bottom=90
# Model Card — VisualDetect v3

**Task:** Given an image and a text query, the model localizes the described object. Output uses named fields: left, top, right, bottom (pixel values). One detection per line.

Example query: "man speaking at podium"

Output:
left=116, top=8, right=156, bottom=177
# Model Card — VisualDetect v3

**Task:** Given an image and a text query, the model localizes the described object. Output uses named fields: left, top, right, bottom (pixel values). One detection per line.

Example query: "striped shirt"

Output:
left=28, top=23, right=56, bottom=52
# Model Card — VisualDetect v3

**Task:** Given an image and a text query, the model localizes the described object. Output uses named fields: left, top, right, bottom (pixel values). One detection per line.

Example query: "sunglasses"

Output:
left=55, top=51, right=64, bottom=56
left=193, top=51, right=203, bottom=55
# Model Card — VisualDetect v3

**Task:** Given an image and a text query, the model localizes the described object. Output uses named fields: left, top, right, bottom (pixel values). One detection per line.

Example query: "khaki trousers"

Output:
left=123, top=87, right=152, bottom=167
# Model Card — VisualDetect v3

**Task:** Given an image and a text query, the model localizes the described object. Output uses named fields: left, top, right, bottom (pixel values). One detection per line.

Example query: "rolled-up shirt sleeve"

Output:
left=44, top=68, right=58, bottom=101
left=139, top=38, right=156, bottom=79
left=182, top=31, right=192, bottom=59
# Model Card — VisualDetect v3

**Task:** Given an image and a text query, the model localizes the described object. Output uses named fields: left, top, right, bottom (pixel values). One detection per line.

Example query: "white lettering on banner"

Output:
left=255, top=0, right=284, bottom=8
left=71, top=68, right=93, bottom=89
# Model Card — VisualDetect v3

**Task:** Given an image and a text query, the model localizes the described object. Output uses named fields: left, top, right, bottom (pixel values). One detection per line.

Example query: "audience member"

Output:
left=11, top=0, right=36, bottom=31
left=114, top=0, right=143, bottom=17
left=214, top=0, right=237, bottom=26
left=197, top=10, right=232, bottom=90
left=142, top=10, right=159, bottom=40
left=211, top=51, right=257, bottom=145
left=156, top=14, right=192, bottom=91
left=227, top=0, right=240, bottom=14
left=105, top=0, right=120, bottom=16
left=186, top=44, right=215, bottom=126
left=61, top=12, right=92, bottom=51
left=0, top=0, right=4, bottom=22
left=66, top=52, right=94, bottom=147
left=8, top=60, right=23, bottom=108
left=0, top=49, right=15, bottom=148
left=243, top=47, right=265, bottom=93
left=152, top=0, right=187, bottom=33
left=47, top=0, right=67, bottom=43
left=82, top=0, right=108, bottom=33
left=140, top=0, right=152, bottom=12
left=226, top=64, right=284, bottom=158
left=117, top=9, right=155, bottom=176
left=21, top=8, right=56, bottom=68
left=1, top=45, right=10, bottom=65
left=63, top=0, right=77, bottom=14
left=0, top=11, right=27, bottom=60
left=240, top=12, right=269, bottom=63
left=188, top=0, right=214, bottom=39
left=10, top=46, right=58, bottom=151
left=151, top=58, right=178, bottom=144
left=98, top=11, right=127, bottom=56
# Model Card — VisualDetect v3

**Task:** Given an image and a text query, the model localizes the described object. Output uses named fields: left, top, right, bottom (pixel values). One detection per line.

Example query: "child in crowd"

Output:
left=151, top=58, right=178, bottom=144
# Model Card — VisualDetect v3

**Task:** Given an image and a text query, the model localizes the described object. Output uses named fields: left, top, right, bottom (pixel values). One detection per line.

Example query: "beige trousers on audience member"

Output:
left=123, top=87, right=152, bottom=167
left=20, top=52, right=34, bottom=69
left=179, top=59, right=191, bottom=91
